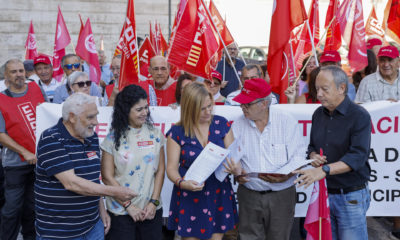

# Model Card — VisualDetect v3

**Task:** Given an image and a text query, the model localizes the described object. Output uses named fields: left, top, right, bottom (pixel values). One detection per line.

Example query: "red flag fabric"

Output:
left=304, top=179, right=332, bottom=240
left=365, top=6, right=385, bottom=39
left=118, top=0, right=140, bottom=90
left=75, top=18, right=101, bottom=85
left=169, top=0, right=188, bottom=45
left=336, top=0, right=367, bottom=72
left=209, top=0, right=234, bottom=53
left=167, top=0, right=220, bottom=80
left=382, top=0, right=400, bottom=44
left=25, top=20, right=38, bottom=60
left=53, top=7, right=71, bottom=82
left=113, top=27, right=124, bottom=56
left=387, top=0, right=400, bottom=41
left=158, top=23, right=169, bottom=55
left=267, top=0, right=307, bottom=103
left=138, top=37, right=156, bottom=80
left=324, top=0, right=342, bottom=51
left=150, top=22, right=157, bottom=52
left=79, top=14, right=84, bottom=38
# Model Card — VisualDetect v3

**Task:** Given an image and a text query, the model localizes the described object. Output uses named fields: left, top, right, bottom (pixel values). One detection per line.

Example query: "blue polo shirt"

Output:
left=35, top=118, right=101, bottom=239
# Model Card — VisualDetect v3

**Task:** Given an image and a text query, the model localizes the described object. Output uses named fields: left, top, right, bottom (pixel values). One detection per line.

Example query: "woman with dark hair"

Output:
left=285, top=67, right=321, bottom=104
left=166, top=82, right=238, bottom=240
left=172, top=73, right=195, bottom=107
left=352, top=49, right=377, bottom=91
left=299, top=55, right=317, bottom=95
left=100, top=84, right=165, bottom=239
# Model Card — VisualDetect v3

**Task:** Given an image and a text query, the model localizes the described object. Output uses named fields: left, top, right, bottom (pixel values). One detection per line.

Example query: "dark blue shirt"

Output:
left=35, top=118, right=101, bottom=238
left=216, top=57, right=245, bottom=97
left=308, top=96, right=371, bottom=189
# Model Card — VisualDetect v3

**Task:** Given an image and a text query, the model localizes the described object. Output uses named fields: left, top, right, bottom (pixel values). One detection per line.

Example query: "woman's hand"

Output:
left=126, top=205, right=145, bottom=222
left=284, top=85, right=297, bottom=104
left=143, top=202, right=157, bottom=220
left=180, top=180, right=204, bottom=191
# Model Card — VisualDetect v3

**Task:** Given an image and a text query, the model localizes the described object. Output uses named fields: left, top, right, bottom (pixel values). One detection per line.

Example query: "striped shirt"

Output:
left=35, top=118, right=101, bottom=239
left=355, top=71, right=400, bottom=103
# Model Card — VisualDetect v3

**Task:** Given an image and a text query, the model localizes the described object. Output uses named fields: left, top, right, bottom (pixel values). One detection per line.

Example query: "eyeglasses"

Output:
left=241, top=99, right=265, bottom=108
left=204, top=80, right=221, bottom=86
left=73, top=81, right=92, bottom=88
left=64, top=63, right=81, bottom=70
left=152, top=67, right=168, bottom=72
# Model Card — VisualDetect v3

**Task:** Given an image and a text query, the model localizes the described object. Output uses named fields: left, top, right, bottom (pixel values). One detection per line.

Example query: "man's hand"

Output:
left=99, top=203, right=111, bottom=234
left=284, top=85, right=297, bottom=103
left=113, top=187, right=137, bottom=202
left=259, top=173, right=293, bottom=183
left=309, top=152, right=327, bottom=167
left=293, top=167, right=326, bottom=189
left=143, top=202, right=157, bottom=220
left=22, top=151, right=37, bottom=165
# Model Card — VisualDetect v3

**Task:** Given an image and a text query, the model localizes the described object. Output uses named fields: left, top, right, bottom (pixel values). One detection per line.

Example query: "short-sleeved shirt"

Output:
left=355, top=71, right=400, bottom=103
left=101, top=125, right=165, bottom=214
left=35, top=78, right=62, bottom=102
left=35, top=118, right=101, bottom=239
left=53, top=83, right=102, bottom=104
left=100, top=64, right=113, bottom=85
left=216, top=57, right=245, bottom=97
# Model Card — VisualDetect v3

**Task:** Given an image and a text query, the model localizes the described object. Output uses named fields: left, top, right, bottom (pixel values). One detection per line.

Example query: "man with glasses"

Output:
left=148, top=56, right=176, bottom=106
left=216, top=42, right=245, bottom=97
left=33, top=55, right=62, bottom=102
left=230, top=78, right=304, bottom=240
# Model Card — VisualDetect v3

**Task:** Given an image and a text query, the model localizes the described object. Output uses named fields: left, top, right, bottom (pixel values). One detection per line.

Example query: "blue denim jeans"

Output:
left=329, top=185, right=370, bottom=240
left=37, top=219, right=104, bottom=240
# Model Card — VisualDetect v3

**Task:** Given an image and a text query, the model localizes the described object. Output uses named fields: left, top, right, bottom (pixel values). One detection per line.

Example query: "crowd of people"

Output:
left=0, top=37, right=399, bottom=240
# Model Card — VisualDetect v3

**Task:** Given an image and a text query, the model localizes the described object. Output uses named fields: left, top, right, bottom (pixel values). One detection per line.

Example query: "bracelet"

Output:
left=175, top=177, right=182, bottom=186
left=122, top=200, right=131, bottom=209
left=178, top=179, right=185, bottom=189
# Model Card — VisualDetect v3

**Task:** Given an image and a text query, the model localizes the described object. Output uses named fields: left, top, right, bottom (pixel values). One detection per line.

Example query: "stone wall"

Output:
left=0, top=0, right=179, bottom=64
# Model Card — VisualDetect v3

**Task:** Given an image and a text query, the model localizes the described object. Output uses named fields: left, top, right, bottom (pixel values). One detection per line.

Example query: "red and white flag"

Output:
left=304, top=178, right=332, bottom=240
left=118, top=0, right=140, bottom=90
left=169, top=0, right=188, bottom=45
left=167, top=0, right=220, bottom=80
left=382, top=0, right=400, bottom=44
left=75, top=18, right=101, bottom=85
left=365, top=6, right=385, bottom=39
left=209, top=0, right=234, bottom=55
left=336, top=0, right=367, bottom=72
left=267, top=0, right=307, bottom=103
left=53, top=7, right=71, bottom=82
left=25, top=20, right=38, bottom=60
left=113, top=27, right=124, bottom=57
left=158, top=23, right=169, bottom=55
left=138, top=37, right=156, bottom=80
left=324, top=0, right=342, bottom=51
left=386, top=0, right=400, bottom=43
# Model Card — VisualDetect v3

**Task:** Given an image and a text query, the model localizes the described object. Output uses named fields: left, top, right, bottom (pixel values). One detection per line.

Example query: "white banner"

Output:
left=36, top=101, right=400, bottom=217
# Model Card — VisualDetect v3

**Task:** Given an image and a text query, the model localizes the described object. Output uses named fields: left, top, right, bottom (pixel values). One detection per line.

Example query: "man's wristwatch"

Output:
left=149, top=199, right=160, bottom=207
left=322, top=165, right=330, bottom=176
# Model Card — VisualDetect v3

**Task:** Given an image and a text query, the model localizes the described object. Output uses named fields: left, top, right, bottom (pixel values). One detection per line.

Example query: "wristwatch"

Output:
left=322, top=165, right=330, bottom=176
left=149, top=199, right=160, bottom=207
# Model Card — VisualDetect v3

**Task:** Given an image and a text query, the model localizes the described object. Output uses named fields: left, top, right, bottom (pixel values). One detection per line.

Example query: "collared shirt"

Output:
left=100, top=63, right=113, bottom=85
left=35, top=78, right=62, bottom=102
left=308, top=96, right=371, bottom=189
left=216, top=57, right=245, bottom=97
left=35, top=118, right=101, bottom=239
left=232, top=107, right=306, bottom=191
left=355, top=71, right=400, bottom=103
left=52, top=83, right=102, bottom=104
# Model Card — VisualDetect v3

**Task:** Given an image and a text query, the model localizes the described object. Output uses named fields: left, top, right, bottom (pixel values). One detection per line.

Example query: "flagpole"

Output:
left=289, top=39, right=297, bottom=79
left=202, top=0, right=242, bottom=87
left=134, top=1, right=141, bottom=82
left=305, top=19, right=320, bottom=67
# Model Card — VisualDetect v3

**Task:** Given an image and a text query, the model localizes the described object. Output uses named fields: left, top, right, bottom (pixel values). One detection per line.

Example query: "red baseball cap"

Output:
left=211, top=70, right=222, bottom=82
left=366, top=38, right=382, bottom=49
left=232, top=78, right=272, bottom=104
left=377, top=45, right=399, bottom=59
left=320, top=50, right=341, bottom=63
left=34, top=54, right=52, bottom=66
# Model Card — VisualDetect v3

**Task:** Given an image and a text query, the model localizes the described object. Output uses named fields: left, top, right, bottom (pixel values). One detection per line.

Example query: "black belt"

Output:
left=327, top=184, right=366, bottom=194
left=258, top=190, right=273, bottom=194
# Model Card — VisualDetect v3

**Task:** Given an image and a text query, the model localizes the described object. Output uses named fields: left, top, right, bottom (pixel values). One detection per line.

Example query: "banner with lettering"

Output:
left=36, top=101, right=400, bottom=217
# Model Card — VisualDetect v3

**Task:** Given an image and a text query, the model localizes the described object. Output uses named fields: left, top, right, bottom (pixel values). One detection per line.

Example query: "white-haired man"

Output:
left=35, top=93, right=136, bottom=239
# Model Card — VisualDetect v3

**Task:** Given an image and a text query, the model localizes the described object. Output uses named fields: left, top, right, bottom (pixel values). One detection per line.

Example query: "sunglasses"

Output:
left=204, top=80, right=221, bottom=86
left=64, top=63, right=81, bottom=70
left=73, top=81, right=92, bottom=88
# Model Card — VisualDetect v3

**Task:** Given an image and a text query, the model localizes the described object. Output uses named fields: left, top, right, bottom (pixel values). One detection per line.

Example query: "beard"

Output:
left=74, top=118, right=95, bottom=139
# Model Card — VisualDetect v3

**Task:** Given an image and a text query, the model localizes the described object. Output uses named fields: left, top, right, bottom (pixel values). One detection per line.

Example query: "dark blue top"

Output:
left=308, top=96, right=371, bottom=189
left=35, top=118, right=101, bottom=238
left=216, top=57, right=245, bottom=97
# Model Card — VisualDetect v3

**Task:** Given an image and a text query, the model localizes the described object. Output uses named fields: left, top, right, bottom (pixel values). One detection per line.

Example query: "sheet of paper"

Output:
left=184, top=142, right=230, bottom=184
left=215, top=138, right=244, bottom=182
left=240, top=159, right=313, bottom=178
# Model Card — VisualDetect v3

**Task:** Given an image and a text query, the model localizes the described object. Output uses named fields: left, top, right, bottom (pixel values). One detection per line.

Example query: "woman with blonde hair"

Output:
left=166, top=82, right=238, bottom=240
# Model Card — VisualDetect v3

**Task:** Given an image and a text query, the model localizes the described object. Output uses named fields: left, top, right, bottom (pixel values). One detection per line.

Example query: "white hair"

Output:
left=62, top=92, right=96, bottom=121
left=67, top=71, right=89, bottom=89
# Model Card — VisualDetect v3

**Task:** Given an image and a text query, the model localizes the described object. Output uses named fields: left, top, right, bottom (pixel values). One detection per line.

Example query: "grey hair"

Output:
left=320, top=65, right=349, bottom=94
left=62, top=92, right=96, bottom=121
left=61, top=54, right=81, bottom=67
left=4, top=59, right=23, bottom=72
left=242, top=64, right=263, bottom=78
left=67, top=71, right=89, bottom=89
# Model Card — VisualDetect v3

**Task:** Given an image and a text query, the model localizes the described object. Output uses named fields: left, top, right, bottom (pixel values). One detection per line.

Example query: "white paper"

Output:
left=215, top=138, right=244, bottom=182
left=184, top=142, right=230, bottom=184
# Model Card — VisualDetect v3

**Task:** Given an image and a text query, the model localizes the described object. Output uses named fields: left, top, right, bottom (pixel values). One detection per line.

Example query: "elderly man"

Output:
left=148, top=56, right=176, bottom=106
left=35, top=93, right=136, bottom=239
left=53, top=54, right=102, bottom=103
left=295, top=66, right=371, bottom=240
left=34, top=54, right=62, bottom=102
left=216, top=43, right=245, bottom=97
left=229, top=78, right=304, bottom=240
left=356, top=45, right=400, bottom=103
left=0, top=59, right=47, bottom=240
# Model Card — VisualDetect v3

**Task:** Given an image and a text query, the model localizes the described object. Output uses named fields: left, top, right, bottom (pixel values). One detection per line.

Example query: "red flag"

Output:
left=113, top=27, right=124, bottom=57
left=158, top=23, right=169, bottom=55
left=382, top=0, right=400, bottom=44
left=324, top=0, right=342, bottom=51
left=150, top=22, right=157, bottom=51
left=209, top=0, right=234, bottom=53
left=79, top=14, right=84, bottom=38
left=75, top=18, right=101, bottom=85
left=304, top=178, right=332, bottom=240
left=169, top=0, right=188, bottom=44
left=25, top=20, right=38, bottom=60
left=52, top=7, right=71, bottom=82
left=118, top=0, right=140, bottom=90
left=365, top=6, right=385, bottom=39
left=138, top=37, right=156, bottom=80
left=336, top=0, right=367, bottom=72
left=267, top=0, right=307, bottom=103
left=387, top=0, right=400, bottom=42
left=167, top=0, right=220, bottom=80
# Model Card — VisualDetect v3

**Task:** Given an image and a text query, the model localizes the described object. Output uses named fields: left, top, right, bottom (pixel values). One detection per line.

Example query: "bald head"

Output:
left=149, top=56, right=170, bottom=88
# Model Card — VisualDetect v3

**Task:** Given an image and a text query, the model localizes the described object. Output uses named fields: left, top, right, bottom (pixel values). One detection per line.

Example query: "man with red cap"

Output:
left=0, top=59, right=47, bottom=240
left=225, top=78, right=304, bottom=240
left=34, top=54, right=62, bottom=102
left=366, top=38, right=383, bottom=57
left=355, top=45, right=400, bottom=103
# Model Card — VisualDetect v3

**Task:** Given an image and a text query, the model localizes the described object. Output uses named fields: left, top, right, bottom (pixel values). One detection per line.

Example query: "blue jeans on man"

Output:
left=36, top=219, right=104, bottom=240
left=329, top=185, right=370, bottom=240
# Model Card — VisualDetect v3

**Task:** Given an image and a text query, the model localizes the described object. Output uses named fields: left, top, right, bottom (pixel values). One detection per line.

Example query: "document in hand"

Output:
left=215, top=138, right=244, bottom=182
left=183, top=142, right=230, bottom=184
left=239, top=159, right=313, bottom=178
